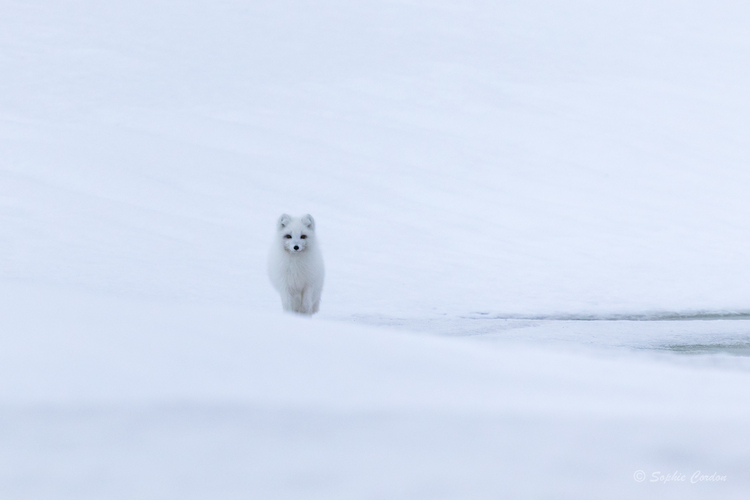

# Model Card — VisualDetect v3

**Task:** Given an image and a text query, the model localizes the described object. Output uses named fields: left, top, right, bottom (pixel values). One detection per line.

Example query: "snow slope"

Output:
left=2, top=0, right=750, bottom=498
left=3, top=0, right=750, bottom=316
left=2, top=286, right=750, bottom=499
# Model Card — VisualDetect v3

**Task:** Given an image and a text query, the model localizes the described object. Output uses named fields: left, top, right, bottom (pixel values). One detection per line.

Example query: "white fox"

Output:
left=267, top=214, right=325, bottom=315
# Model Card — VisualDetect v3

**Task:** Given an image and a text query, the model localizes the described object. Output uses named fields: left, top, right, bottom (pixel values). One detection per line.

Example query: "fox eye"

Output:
left=300, top=235, right=307, bottom=239
left=284, top=234, right=292, bottom=239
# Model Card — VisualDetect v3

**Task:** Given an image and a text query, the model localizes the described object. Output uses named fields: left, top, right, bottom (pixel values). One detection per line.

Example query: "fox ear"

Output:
left=277, top=213, right=292, bottom=230
left=301, top=214, right=315, bottom=230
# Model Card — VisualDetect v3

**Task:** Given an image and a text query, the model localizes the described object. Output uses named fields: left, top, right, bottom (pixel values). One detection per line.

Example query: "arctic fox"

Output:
left=267, top=214, right=325, bottom=315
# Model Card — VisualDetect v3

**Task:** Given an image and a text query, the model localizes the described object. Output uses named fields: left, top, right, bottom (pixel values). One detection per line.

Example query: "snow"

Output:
left=2, top=0, right=750, bottom=498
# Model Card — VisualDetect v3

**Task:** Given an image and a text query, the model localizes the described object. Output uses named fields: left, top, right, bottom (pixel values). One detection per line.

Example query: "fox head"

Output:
left=276, top=213, right=316, bottom=253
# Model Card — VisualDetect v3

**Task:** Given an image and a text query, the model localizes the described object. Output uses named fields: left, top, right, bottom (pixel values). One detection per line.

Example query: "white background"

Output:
left=2, top=1, right=750, bottom=498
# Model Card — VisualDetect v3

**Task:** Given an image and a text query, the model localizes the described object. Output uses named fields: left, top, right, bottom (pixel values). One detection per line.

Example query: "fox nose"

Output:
left=293, top=245, right=299, bottom=251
